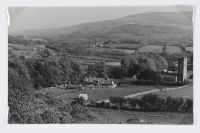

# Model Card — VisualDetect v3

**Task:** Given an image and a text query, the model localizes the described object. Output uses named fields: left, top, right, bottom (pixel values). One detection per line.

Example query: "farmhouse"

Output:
left=84, top=76, right=112, bottom=85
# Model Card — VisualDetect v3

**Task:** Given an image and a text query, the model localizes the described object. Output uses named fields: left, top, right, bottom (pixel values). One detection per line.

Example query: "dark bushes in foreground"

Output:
left=88, top=94, right=193, bottom=113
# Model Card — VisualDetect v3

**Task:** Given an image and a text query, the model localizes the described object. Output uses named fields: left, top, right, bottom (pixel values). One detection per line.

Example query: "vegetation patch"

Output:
left=88, top=94, right=193, bottom=113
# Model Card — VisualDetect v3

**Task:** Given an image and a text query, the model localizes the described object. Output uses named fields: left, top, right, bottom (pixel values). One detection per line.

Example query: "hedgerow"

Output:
left=88, top=94, right=193, bottom=113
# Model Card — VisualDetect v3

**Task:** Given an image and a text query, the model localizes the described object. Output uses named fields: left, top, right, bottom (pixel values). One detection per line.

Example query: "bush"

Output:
left=109, top=97, right=127, bottom=108
left=70, top=104, right=95, bottom=123
left=137, top=69, right=157, bottom=81
left=127, top=98, right=140, bottom=110
left=90, top=94, right=193, bottom=113
left=140, top=94, right=164, bottom=111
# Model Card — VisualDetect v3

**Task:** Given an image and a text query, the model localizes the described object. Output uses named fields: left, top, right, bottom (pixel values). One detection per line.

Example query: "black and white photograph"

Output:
left=8, top=6, right=193, bottom=124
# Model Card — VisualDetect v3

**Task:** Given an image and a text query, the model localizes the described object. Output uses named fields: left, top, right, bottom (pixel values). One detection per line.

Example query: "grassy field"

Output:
left=109, top=43, right=142, bottom=48
left=154, top=85, right=193, bottom=99
left=138, top=45, right=183, bottom=54
left=37, top=84, right=193, bottom=103
left=88, top=108, right=193, bottom=124
left=165, top=46, right=182, bottom=54
left=35, top=84, right=193, bottom=124
left=139, top=45, right=163, bottom=53
left=37, top=85, right=179, bottom=104
left=8, top=43, right=38, bottom=57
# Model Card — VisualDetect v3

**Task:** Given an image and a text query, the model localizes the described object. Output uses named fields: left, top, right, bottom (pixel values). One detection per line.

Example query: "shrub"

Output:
left=90, top=94, right=193, bottom=113
left=109, top=97, right=127, bottom=108
left=70, top=104, right=95, bottom=123
left=127, top=98, right=140, bottom=110
left=140, top=94, right=164, bottom=112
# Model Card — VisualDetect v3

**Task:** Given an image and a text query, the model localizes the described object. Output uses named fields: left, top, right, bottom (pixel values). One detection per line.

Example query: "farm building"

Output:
left=84, top=76, right=112, bottom=85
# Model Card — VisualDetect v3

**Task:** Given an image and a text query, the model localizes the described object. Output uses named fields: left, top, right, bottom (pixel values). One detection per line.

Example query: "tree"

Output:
left=8, top=57, right=33, bottom=123
left=94, top=61, right=107, bottom=78
left=86, top=61, right=107, bottom=78
left=137, top=68, right=157, bottom=81
left=121, top=53, right=168, bottom=78
left=121, top=54, right=134, bottom=77
left=86, top=64, right=97, bottom=77
left=59, top=57, right=73, bottom=84
left=70, top=62, right=81, bottom=83
left=108, top=66, right=122, bottom=79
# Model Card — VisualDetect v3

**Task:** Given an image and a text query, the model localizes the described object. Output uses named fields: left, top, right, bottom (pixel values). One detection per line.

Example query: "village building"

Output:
left=84, top=76, right=112, bottom=85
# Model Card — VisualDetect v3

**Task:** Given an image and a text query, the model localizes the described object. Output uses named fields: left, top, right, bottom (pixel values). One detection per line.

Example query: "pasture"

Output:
left=36, top=85, right=178, bottom=103
left=89, top=108, right=193, bottom=124
left=93, top=43, right=188, bottom=54
left=138, top=45, right=183, bottom=54
left=8, top=43, right=38, bottom=57
left=139, top=45, right=163, bottom=53
left=35, top=84, right=193, bottom=124
left=108, top=43, right=142, bottom=49
left=154, top=85, right=193, bottom=99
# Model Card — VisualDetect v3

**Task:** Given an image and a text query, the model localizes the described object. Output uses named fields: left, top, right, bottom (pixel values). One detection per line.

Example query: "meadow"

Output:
left=35, top=84, right=193, bottom=124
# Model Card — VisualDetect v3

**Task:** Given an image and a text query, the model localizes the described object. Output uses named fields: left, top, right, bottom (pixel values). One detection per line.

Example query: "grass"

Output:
left=139, top=45, right=164, bottom=53
left=35, top=84, right=193, bottom=124
left=109, top=43, right=142, bottom=49
left=37, top=84, right=193, bottom=103
left=154, top=85, right=193, bottom=99
left=88, top=107, right=193, bottom=124
left=8, top=43, right=38, bottom=57
left=138, top=45, right=184, bottom=54
left=37, top=85, right=167, bottom=103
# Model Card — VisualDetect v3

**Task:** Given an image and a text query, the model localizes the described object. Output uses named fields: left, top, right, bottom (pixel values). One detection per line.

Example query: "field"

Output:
left=35, top=84, right=193, bottom=124
left=109, top=43, right=142, bottom=48
left=36, top=85, right=162, bottom=103
left=88, top=44, right=192, bottom=55
left=154, top=85, right=193, bottom=99
left=88, top=108, right=193, bottom=124
left=8, top=43, right=38, bottom=57
left=36, top=84, right=193, bottom=104
left=138, top=45, right=184, bottom=54
left=139, top=45, right=164, bottom=53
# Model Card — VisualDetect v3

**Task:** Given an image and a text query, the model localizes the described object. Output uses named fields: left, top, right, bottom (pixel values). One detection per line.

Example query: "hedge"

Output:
left=88, top=94, right=193, bottom=113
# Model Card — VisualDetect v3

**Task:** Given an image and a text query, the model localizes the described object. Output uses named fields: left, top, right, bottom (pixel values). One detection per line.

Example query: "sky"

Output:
left=8, top=6, right=193, bottom=33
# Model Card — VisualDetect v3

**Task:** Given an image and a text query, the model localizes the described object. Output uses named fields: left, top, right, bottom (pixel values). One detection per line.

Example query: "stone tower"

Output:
left=177, top=57, right=187, bottom=82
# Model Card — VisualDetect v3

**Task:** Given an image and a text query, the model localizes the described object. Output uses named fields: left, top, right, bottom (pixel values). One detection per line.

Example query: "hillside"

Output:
left=11, top=11, right=193, bottom=46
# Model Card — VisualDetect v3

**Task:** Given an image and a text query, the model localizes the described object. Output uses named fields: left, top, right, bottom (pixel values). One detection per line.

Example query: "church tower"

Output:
left=177, top=57, right=187, bottom=82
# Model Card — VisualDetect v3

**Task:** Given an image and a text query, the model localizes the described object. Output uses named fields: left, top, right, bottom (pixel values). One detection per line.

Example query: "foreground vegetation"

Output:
left=88, top=94, right=193, bottom=113
left=8, top=55, right=95, bottom=123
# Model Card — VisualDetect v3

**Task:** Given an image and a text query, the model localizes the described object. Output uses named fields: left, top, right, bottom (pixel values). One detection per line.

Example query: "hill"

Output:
left=11, top=11, right=193, bottom=46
